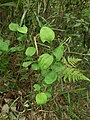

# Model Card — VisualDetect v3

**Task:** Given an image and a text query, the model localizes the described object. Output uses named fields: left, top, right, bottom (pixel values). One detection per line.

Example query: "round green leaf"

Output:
left=31, top=63, right=39, bottom=70
left=17, top=25, right=28, bottom=34
left=44, top=71, right=57, bottom=84
left=25, top=47, right=36, bottom=56
left=0, top=38, right=10, bottom=51
left=22, top=61, right=32, bottom=67
left=40, top=27, right=55, bottom=43
left=38, top=53, right=53, bottom=70
left=0, top=41, right=9, bottom=51
left=9, top=23, right=19, bottom=31
left=36, top=92, right=47, bottom=105
left=41, top=70, right=49, bottom=77
left=51, top=62, right=65, bottom=72
left=42, top=80, right=51, bottom=87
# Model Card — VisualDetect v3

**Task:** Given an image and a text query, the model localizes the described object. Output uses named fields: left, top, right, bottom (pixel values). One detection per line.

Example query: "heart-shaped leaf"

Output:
left=40, top=27, right=55, bottom=43
left=17, top=25, right=28, bottom=34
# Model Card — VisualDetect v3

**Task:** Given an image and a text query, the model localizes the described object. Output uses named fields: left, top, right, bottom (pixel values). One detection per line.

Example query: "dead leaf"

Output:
left=2, top=104, right=9, bottom=113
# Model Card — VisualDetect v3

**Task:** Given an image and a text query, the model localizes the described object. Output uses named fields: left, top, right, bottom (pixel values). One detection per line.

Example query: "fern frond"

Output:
left=61, top=57, right=90, bottom=82
left=62, top=67, right=90, bottom=82
left=67, top=56, right=81, bottom=67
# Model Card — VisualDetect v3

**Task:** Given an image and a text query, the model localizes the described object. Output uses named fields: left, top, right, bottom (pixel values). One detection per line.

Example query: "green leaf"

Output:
left=22, top=61, right=32, bottom=67
left=67, top=56, right=81, bottom=67
left=40, top=27, right=55, bottom=43
left=20, top=73, right=29, bottom=80
left=74, top=23, right=81, bottom=27
left=41, top=70, right=49, bottom=77
left=53, top=44, right=64, bottom=61
left=9, top=45, right=25, bottom=52
left=42, top=80, right=51, bottom=87
left=45, top=92, right=52, bottom=99
left=17, top=25, right=28, bottom=34
left=9, top=23, right=19, bottom=31
left=0, top=2, right=16, bottom=7
left=25, top=57, right=33, bottom=61
left=17, top=34, right=27, bottom=41
left=33, top=84, right=41, bottom=91
left=5, top=40, right=10, bottom=46
left=31, top=63, right=39, bottom=70
left=38, top=53, right=53, bottom=70
left=25, top=47, right=36, bottom=56
left=51, top=61, right=65, bottom=72
left=0, top=40, right=9, bottom=51
left=44, top=71, right=57, bottom=84
left=36, top=92, right=47, bottom=105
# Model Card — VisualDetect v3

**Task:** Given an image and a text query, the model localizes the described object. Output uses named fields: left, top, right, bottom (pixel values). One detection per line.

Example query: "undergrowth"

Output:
left=0, top=0, right=90, bottom=120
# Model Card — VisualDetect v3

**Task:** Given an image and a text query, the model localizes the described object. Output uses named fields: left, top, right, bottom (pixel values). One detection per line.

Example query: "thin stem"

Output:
left=66, top=52, right=90, bottom=56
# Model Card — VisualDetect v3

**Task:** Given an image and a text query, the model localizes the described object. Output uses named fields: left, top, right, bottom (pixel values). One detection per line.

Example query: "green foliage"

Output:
left=21, top=27, right=90, bottom=105
left=53, top=44, right=64, bottom=61
left=63, top=67, right=90, bottom=82
left=40, top=27, right=55, bottom=43
left=9, top=45, right=25, bottom=52
left=82, top=3, right=90, bottom=19
left=0, top=2, right=16, bottom=7
left=9, top=23, right=19, bottom=31
left=33, top=84, right=41, bottom=91
left=67, top=56, right=81, bottom=67
left=22, top=61, right=32, bottom=67
left=17, top=25, right=28, bottom=34
left=25, top=47, right=36, bottom=57
left=0, top=37, right=10, bottom=72
left=0, top=37, right=10, bottom=52
left=51, top=61, right=65, bottom=72
left=43, top=71, right=57, bottom=84
left=45, top=91, right=52, bottom=99
left=38, top=53, right=53, bottom=70
left=31, top=63, right=39, bottom=70
left=0, top=56, right=9, bottom=72
left=36, top=92, right=47, bottom=105
left=0, top=20, right=90, bottom=106
left=9, top=23, right=28, bottom=33
left=61, top=57, right=90, bottom=82
left=0, top=0, right=90, bottom=119
left=17, top=34, right=27, bottom=41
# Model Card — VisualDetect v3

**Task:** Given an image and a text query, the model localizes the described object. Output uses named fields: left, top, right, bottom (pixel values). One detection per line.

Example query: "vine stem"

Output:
left=34, top=36, right=38, bottom=56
